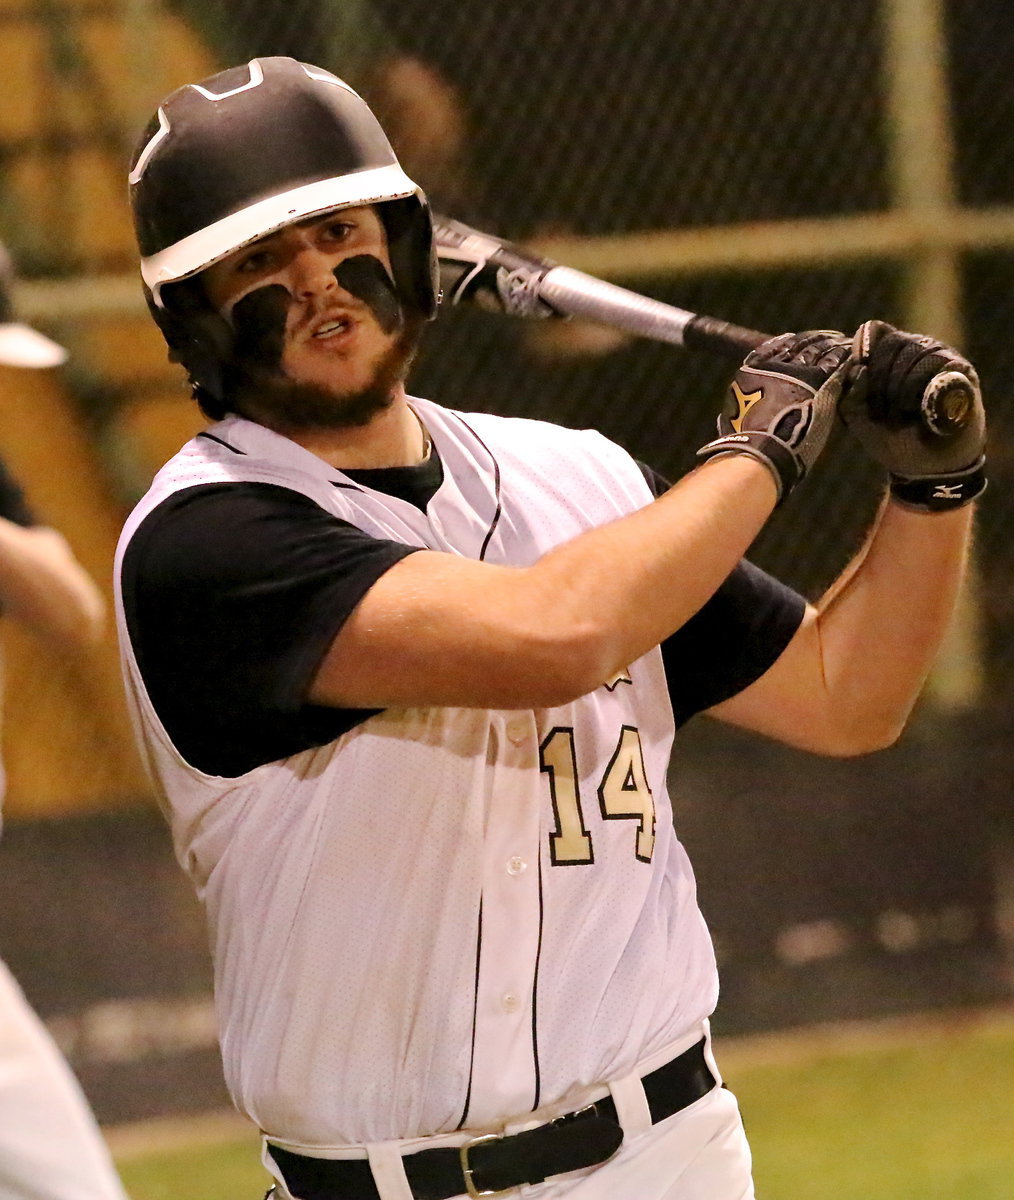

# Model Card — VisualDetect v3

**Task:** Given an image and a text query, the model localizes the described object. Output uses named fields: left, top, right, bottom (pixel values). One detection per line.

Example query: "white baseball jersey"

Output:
left=114, top=399, right=719, bottom=1148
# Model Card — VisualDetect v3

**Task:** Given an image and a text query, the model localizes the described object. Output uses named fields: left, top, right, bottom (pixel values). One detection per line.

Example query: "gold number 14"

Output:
left=540, top=725, right=656, bottom=865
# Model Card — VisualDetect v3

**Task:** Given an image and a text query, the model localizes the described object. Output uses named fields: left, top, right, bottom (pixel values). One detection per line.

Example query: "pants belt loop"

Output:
left=607, top=1071, right=652, bottom=1140
left=366, top=1142, right=416, bottom=1200
left=700, top=1018, right=723, bottom=1088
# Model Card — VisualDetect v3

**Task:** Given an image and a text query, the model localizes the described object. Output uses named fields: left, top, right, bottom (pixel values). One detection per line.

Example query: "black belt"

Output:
left=269, top=1036, right=716, bottom=1200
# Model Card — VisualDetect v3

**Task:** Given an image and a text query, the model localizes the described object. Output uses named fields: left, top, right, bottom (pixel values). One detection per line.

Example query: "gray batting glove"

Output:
left=696, top=330, right=853, bottom=504
left=842, top=320, right=986, bottom=512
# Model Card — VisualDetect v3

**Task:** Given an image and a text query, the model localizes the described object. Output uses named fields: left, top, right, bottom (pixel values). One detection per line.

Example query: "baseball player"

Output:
left=116, top=58, right=985, bottom=1200
left=0, top=245, right=126, bottom=1200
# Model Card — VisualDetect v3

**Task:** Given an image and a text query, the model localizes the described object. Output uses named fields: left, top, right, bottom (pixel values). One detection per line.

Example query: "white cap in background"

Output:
left=0, top=242, right=67, bottom=369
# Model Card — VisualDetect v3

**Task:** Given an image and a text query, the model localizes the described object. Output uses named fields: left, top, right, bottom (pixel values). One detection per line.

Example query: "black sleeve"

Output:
left=0, top=459, right=36, bottom=527
left=637, top=460, right=672, bottom=499
left=661, top=559, right=806, bottom=726
left=636, top=460, right=806, bottom=723
left=120, top=482, right=420, bottom=777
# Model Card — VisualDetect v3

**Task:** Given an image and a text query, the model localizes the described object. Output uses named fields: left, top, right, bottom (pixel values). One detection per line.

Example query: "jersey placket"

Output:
left=464, top=710, right=544, bottom=1128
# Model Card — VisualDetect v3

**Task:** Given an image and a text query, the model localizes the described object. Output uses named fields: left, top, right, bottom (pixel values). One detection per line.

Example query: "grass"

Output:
left=727, top=1010, right=1014, bottom=1200
left=111, top=1008, right=1014, bottom=1200
left=118, top=1137, right=266, bottom=1200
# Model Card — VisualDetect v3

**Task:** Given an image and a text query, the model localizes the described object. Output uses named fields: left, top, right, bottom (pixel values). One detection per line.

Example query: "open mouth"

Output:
left=311, top=316, right=353, bottom=340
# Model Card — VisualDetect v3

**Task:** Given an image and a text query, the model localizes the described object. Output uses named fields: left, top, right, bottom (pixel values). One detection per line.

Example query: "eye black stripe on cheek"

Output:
left=230, top=284, right=292, bottom=373
left=333, top=255, right=403, bottom=334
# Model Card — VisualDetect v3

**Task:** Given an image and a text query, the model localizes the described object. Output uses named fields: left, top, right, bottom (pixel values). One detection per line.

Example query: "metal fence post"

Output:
left=882, top=0, right=983, bottom=709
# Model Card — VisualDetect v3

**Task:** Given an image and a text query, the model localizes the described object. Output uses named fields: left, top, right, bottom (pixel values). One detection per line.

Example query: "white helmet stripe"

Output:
left=128, top=106, right=170, bottom=187
left=190, top=58, right=265, bottom=102
left=301, top=64, right=359, bottom=95
left=142, top=163, right=420, bottom=302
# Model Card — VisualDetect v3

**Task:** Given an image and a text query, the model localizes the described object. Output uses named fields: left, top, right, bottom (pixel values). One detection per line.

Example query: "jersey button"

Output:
left=506, top=856, right=527, bottom=876
left=506, top=718, right=528, bottom=745
left=501, top=992, right=521, bottom=1014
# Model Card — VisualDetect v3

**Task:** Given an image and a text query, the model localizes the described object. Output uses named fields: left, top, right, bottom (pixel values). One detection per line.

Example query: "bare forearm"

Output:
left=814, top=495, right=974, bottom=739
left=0, top=522, right=105, bottom=647
left=523, top=455, right=778, bottom=690
left=317, top=455, right=778, bottom=709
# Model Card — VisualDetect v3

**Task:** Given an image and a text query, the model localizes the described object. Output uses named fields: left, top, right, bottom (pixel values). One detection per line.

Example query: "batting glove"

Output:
left=697, top=330, right=853, bottom=503
left=842, top=320, right=986, bottom=512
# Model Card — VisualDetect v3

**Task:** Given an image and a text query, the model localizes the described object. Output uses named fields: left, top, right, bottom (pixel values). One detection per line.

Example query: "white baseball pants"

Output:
left=0, top=959, right=128, bottom=1200
left=515, top=1084, right=754, bottom=1200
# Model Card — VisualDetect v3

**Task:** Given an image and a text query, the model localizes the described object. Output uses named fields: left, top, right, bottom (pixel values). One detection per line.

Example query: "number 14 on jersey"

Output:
left=540, top=725, right=656, bottom=865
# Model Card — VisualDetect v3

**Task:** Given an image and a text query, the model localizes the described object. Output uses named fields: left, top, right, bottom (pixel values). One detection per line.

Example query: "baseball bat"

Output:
left=432, top=214, right=974, bottom=438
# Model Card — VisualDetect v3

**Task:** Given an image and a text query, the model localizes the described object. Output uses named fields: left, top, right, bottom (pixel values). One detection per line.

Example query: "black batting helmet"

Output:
left=128, top=57, right=438, bottom=410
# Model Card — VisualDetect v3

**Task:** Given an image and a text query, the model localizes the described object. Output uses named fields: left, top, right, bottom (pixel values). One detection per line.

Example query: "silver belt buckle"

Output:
left=459, top=1131, right=515, bottom=1199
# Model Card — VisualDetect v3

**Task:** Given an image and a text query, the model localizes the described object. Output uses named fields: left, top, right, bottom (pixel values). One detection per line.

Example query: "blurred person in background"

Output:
left=117, top=60, right=985, bottom=1200
left=0, top=243, right=127, bottom=1200
left=169, top=0, right=472, bottom=213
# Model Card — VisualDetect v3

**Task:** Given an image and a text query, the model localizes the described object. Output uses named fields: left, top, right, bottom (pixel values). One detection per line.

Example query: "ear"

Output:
left=147, top=280, right=235, bottom=406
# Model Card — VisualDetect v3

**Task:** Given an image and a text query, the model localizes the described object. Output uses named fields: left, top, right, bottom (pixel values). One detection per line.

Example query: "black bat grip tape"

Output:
left=682, top=315, right=768, bottom=359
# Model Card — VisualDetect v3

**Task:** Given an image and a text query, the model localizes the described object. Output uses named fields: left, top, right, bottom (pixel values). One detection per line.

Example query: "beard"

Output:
left=225, top=314, right=425, bottom=435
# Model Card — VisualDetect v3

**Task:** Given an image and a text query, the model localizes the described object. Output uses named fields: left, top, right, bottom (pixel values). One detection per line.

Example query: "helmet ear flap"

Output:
left=147, top=281, right=236, bottom=418
left=378, top=196, right=439, bottom=319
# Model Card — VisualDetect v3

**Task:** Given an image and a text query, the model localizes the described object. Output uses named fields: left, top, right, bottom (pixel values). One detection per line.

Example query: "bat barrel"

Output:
left=538, top=268, right=773, bottom=361
left=537, top=267, right=696, bottom=346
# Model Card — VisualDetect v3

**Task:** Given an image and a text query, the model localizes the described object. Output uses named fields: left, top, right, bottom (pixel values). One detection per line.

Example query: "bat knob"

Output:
left=922, top=370, right=975, bottom=437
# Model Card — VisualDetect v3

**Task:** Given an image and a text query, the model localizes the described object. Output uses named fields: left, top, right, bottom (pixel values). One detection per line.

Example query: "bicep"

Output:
left=661, top=560, right=807, bottom=725
left=706, top=603, right=842, bottom=750
left=123, top=484, right=419, bottom=721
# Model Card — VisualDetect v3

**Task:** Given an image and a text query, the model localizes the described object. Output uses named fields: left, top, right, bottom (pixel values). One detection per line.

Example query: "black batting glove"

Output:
left=697, top=330, right=853, bottom=503
left=843, top=320, right=986, bottom=512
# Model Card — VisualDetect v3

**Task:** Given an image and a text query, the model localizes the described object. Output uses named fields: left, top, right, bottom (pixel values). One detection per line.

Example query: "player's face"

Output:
left=203, top=207, right=405, bottom=401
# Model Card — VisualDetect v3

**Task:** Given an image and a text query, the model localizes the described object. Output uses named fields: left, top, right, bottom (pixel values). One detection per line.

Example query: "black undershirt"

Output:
left=343, top=451, right=444, bottom=509
left=120, top=450, right=805, bottom=777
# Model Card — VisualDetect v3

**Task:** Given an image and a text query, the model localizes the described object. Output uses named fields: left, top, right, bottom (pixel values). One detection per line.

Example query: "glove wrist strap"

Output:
left=696, top=431, right=801, bottom=504
left=888, top=457, right=987, bottom=512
